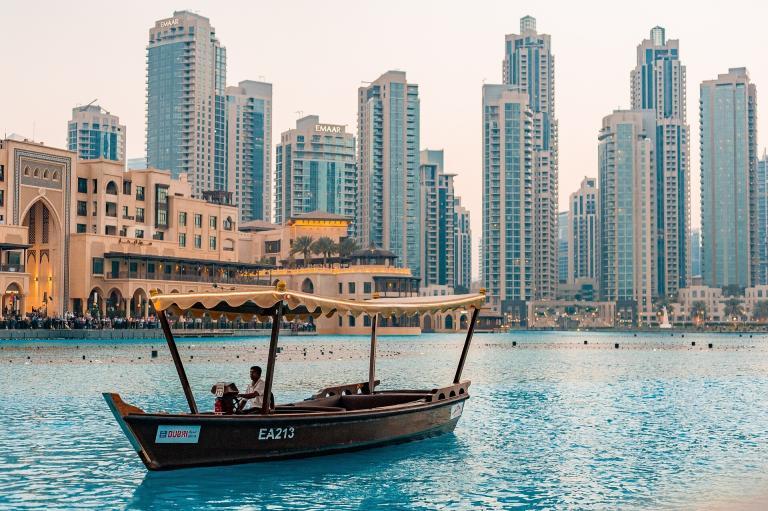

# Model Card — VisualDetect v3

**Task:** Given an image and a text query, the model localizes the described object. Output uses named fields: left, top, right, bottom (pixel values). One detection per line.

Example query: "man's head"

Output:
left=250, top=366, right=262, bottom=381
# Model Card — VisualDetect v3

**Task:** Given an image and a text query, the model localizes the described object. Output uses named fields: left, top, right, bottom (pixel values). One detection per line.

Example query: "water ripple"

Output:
left=1, top=332, right=768, bottom=509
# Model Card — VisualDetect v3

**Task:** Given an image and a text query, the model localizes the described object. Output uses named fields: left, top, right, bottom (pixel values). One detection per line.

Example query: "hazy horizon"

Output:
left=4, top=0, right=768, bottom=263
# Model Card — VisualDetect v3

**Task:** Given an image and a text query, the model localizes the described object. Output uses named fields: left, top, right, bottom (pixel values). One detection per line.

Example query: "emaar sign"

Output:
left=314, top=124, right=344, bottom=134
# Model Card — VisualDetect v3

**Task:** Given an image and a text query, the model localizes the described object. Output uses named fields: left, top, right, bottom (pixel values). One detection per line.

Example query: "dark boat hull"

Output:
left=105, top=386, right=469, bottom=471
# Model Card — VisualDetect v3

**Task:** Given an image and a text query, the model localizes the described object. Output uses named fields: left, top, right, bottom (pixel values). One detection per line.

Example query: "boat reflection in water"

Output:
left=104, top=282, right=485, bottom=471
left=129, top=435, right=468, bottom=509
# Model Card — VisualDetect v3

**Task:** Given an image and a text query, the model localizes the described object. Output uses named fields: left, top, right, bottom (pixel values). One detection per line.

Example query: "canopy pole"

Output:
left=453, top=307, right=480, bottom=384
left=261, top=305, right=282, bottom=414
left=368, top=313, right=378, bottom=394
left=158, top=309, right=198, bottom=414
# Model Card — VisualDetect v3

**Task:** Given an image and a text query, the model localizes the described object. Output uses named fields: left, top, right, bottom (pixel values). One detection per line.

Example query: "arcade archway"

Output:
left=22, top=199, right=61, bottom=316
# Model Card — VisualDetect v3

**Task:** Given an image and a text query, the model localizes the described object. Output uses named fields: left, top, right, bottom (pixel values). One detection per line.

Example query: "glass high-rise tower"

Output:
left=275, top=115, right=356, bottom=227
left=630, top=26, right=690, bottom=298
left=758, top=152, right=768, bottom=284
left=568, top=177, right=598, bottom=284
left=146, top=11, right=227, bottom=197
left=482, top=84, right=533, bottom=318
left=700, top=68, right=757, bottom=288
left=598, top=110, right=657, bottom=325
left=67, top=104, right=125, bottom=163
left=226, top=80, right=272, bottom=223
left=503, top=15, right=559, bottom=300
left=419, top=149, right=455, bottom=290
left=357, top=71, right=420, bottom=275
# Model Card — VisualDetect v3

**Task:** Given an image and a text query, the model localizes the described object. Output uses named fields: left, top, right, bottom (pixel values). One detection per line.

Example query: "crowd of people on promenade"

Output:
left=0, top=307, right=316, bottom=332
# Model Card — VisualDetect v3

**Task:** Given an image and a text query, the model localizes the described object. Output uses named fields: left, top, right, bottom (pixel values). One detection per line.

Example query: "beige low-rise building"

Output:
left=673, top=286, right=725, bottom=324
left=0, top=137, right=426, bottom=334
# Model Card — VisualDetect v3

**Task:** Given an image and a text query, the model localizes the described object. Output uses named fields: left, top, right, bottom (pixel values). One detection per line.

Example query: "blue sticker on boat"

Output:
left=155, top=425, right=201, bottom=444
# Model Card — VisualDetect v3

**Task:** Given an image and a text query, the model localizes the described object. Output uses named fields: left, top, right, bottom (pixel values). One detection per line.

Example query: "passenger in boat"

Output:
left=237, top=366, right=265, bottom=411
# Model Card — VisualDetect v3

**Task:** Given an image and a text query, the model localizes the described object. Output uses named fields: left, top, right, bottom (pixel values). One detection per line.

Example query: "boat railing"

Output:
left=311, top=380, right=380, bottom=399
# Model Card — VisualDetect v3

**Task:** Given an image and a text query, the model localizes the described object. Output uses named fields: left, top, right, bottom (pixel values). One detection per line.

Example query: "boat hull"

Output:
left=105, top=391, right=469, bottom=471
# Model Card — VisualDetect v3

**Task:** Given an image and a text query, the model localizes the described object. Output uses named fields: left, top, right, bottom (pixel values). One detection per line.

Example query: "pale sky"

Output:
left=4, top=0, right=768, bottom=267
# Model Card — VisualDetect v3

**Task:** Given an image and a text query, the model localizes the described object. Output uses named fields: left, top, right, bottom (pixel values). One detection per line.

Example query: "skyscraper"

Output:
left=226, top=80, right=272, bottom=223
left=758, top=151, right=768, bottom=284
left=630, top=26, right=690, bottom=298
left=598, top=110, right=656, bottom=325
left=700, top=68, right=757, bottom=288
left=568, top=177, right=598, bottom=283
left=558, top=211, right=568, bottom=284
left=454, top=197, right=472, bottom=293
left=67, top=103, right=125, bottom=163
left=482, top=84, right=533, bottom=315
left=419, top=150, right=455, bottom=291
left=691, top=228, right=702, bottom=278
left=358, top=71, right=420, bottom=275
left=146, top=11, right=227, bottom=197
left=503, top=15, right=558, bottom=300
left=275, top=115, right=356, bottom=227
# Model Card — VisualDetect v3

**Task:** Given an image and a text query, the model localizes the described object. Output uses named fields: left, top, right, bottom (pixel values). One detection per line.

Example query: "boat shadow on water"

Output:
left=128, top=434, right=468, bottom=509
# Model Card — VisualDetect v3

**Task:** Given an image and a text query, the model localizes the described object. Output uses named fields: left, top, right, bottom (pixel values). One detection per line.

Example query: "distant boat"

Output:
left=104, top=285, right=486, bottom=471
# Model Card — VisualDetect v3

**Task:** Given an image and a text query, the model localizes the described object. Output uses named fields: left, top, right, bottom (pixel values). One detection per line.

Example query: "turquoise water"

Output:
left=2, top=331, right=768, bottom=510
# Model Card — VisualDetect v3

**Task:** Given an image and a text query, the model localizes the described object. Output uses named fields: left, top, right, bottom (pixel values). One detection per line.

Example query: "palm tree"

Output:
left=290, top=236, right=315, bottom=266
left=724, top=297, right=744, bottom=322
left=752, top=300, right=768, bottom=322
left=311, top=237, right=338, bottom=267
left=691, top=300, right=707, bottom=325
left=338, top=237, right=361, bottom=258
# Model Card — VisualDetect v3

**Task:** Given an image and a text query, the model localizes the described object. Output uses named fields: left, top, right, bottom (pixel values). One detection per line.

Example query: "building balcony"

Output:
left=0, top=264, right=25, bottom=273
left=105, top=270, right=271, bottom=286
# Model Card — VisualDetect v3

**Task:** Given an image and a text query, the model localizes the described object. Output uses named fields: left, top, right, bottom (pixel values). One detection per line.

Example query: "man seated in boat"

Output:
left=237, top=366, right=265, bottom=412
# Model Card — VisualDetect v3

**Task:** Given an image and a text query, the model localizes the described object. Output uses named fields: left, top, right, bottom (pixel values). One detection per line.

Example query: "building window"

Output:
left=0, top=164, right=4, bottom=181
left=155, top=185, right=169, bottom=228
left=223, top=217, right=233, bottom=230
left=76, top=223, right=87, bottom=233
left=179, top=233, right=186, bottom=247
left=92, top=257, right=104, bottom=275
left=123, top=181, right=132, bottom=195
left=0, top=190, right=4, bottom=207
left=105, top=202, right=117, bottom=217
left=265, top=240, right=281, bottom=253
left=194, top=214, right=202, bottom=228
left=105, top=225, right=117, bottom=236
left=77, top=178, right=88, bottom=193
left=364, top=282, right=372, bottom=294
left=209, top=216, right=217, bottom=229
left=135, top=229, right=144, bottom=239
left=338, top=283, right=343, bottom=294
left=194, top=235, right=202, bottom=249
left=136, top=186, right=145, bottom=201
left=136, top=207, right=145, bottom=223
left=348, top=282, right=356, bottom=294
left=364, top=316, right=371, bottom=327
left=122, top=206, right=129, bottom=218
left=209, top=236, right=216, bottom=250
left=77, top=201, right=87, bottom=216
left=179, top=212, right=187, bottom=227
left=349, top=316, right=356, bottom=327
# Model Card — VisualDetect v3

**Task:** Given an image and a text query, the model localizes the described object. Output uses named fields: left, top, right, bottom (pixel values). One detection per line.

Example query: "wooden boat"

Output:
left=104, top=283, right=485, bottom=471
